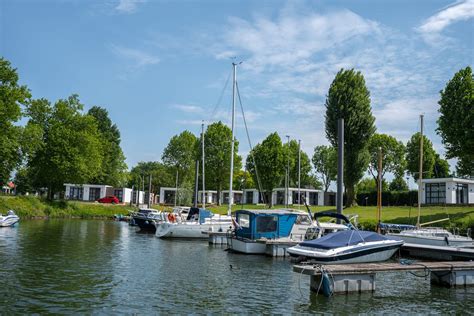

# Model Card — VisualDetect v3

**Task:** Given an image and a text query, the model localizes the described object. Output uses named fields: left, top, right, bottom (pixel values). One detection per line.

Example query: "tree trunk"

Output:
left=345, top=185, right=357, bottom=207
left=267, top=190, right=273, bottom=208
left=217, top=183, right=221, bottom=206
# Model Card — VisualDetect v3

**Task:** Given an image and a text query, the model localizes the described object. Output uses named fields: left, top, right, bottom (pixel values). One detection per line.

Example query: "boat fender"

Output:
left=168, top=213, right=176, bottom=223
left=321, top=272, right=332, bottom=297
left=444, top=236, right=449, bottom=246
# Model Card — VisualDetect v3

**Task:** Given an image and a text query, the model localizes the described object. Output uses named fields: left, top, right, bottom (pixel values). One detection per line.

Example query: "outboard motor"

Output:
left=7, top=210, right=15, bottom=216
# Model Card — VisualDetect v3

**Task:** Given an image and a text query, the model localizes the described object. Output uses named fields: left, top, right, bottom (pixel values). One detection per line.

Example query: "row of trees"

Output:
left=129, top=66, right=472, bottom=207
left=0, top=58, right=127, bottom=197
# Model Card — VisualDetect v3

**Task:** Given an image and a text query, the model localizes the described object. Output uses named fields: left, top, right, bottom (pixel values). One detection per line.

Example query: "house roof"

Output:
left=422, top=178, right=474, bottom=184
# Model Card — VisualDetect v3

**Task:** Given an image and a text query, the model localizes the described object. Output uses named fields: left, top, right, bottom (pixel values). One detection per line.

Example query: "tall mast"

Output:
left=201, top=121, right=206, bottom=209
left=417, top=114, right=424, bottom=227
left=228, top=63, right=237, bottom=216
left=298, top=139, right=301, bottom=209
left=286, top=135, right=290, bottom=208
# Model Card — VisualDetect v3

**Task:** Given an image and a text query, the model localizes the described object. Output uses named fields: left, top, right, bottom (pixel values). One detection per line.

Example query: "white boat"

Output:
left=155, top=207, right=232, bottom=239
left=287, top=230, right=403, bottom=264
left=229, top=209, right=349, bottom=255
left=388, top=227, right=473, bottom=247
left=0, top=210, right=20, bottom=227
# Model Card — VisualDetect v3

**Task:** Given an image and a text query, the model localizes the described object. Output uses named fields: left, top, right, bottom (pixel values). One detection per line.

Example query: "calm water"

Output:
left=0, top=220, right=473, bottom=314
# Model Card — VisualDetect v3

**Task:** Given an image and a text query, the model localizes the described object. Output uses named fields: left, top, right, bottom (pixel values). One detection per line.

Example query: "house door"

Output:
left=456, top=184, right=468, bottom=204
left=89, top=188, right=101, bottom=201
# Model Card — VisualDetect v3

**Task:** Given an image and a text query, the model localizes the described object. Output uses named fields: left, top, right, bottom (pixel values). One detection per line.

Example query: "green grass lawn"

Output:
left=2, top=195, right=473, bottom=233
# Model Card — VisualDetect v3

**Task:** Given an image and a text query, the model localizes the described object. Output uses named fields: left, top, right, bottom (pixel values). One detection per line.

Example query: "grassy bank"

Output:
left=0, top=195, right=136, bottom=218
left=2, top=196, right=473, bottom=233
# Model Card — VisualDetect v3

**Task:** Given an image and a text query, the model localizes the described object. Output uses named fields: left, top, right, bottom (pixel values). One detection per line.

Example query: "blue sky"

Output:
left=1, top=0, right=473, bottom=180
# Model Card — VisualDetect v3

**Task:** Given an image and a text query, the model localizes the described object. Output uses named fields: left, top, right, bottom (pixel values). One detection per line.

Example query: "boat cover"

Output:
left=299, top=230, right=397, bottom=250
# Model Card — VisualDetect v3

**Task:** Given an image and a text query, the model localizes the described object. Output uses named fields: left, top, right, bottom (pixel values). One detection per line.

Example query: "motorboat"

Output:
left=385, top=226, right=473, bottom=247
left=155, top=207, right=232, bottom=239
left=287, top=230, right=403, bottom=264
left=0, top=210, right=20, bottom=227
left=131, top=208, right=166, bottom=232
left=229, top=209, right=350, bottom=255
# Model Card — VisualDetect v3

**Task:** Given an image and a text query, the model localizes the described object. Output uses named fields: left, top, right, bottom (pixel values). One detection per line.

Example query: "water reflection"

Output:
left=0, top=220, right=473, bottom=314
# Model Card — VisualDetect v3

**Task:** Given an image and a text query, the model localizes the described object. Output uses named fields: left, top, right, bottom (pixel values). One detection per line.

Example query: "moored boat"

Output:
left=131, top=208, right=165, bottom=232
left=287, top=230, right=403, bottom=264
left=0, top=210, right=20, bottom=227
left=155, top=207, right=232, bottom=239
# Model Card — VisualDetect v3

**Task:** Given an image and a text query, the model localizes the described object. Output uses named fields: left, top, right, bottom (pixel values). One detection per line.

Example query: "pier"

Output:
left=293, top=261, right=474, bottom=296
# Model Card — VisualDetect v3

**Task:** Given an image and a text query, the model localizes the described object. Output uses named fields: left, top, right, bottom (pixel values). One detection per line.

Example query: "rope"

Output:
left=208, top=70, right=232, bottom=124
left=235, top=81, right=266, bottom=205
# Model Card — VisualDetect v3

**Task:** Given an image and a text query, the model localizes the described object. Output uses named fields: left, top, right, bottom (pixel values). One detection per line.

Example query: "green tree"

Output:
left=87, top=106, right=127, bottom=186
left=325, top=69, right=376, bottom=206
left=437, top=66, right=474, bottom=176
left=406, top=132, right=436, bottom=181
left=13, top=167, right=33, bottom=195
left=367, top=133, right=406, bottom=189
left=312, top=145, right=337, bottom=192
left=389, top=176, right=409, bottom=191
left=432, top=154, right=451, bottom=178
left=202, top=122, right=242, bottom=205
left=246, top=132, right=285, bottom=207
left=162, top=130, right=198, bottom=187
left=128, top=161, right=174, bottom=194
left=283, top=140, right=313, bottom=188
left=233, top=170, right=254, bottom=190
left=24, top=95, right=103, bottom=198
left=0, top=58, right=31, bottom=184
left=356, top=178, right=388, bottom=193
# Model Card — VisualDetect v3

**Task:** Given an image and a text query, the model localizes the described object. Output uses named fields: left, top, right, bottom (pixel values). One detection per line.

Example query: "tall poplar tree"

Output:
left=437, top=66, right=474, bottom=176
left=325, top=69, right=376, bottom=206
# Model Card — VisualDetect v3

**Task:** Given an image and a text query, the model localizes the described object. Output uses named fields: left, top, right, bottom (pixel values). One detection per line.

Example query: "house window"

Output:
left=309, top=192, right=318, bottom=205
left=114, top=189, right=123, bottom=202
left=69, top=187, right=83, bottom=200
left=89, top=187, right=101, bottom=201
left=456, top=183, right=468, bottom=204
left=246, top=191, right=253, bottom=204
left=425, top=183, right=446, bottom=204
left=256, top=216, right=277, bottom=233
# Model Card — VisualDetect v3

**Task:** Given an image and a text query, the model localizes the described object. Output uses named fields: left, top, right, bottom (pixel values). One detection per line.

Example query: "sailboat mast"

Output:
left=228, top=63, right=237, bottom=216
left=417, top=114, right=424, bottom=227
left=202, top=121, right=206, bottom=209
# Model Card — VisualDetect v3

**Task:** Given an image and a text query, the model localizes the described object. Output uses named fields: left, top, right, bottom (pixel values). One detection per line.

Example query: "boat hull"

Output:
left=0, top=215, right=20, bottom=227
left=229, top=238, right=267, bottom=254
left=133, top=217, right=157, bottom=233
left=389, top=234, right=473, bottom=247
left=288, top=242, right=402, bottom=264
left=155, top=222, right=232, bottom=239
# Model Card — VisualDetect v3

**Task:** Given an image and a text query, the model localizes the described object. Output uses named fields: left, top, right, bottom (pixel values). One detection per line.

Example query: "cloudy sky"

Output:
left=2, top=0, right=473, bottom=177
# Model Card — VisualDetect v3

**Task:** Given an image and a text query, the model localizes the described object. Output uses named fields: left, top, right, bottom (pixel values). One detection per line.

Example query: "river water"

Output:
left=0, top=220, right=472, bottom=314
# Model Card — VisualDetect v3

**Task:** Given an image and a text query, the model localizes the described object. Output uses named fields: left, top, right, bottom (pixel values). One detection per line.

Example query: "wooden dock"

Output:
left=294, top=261, right=474, bottom=296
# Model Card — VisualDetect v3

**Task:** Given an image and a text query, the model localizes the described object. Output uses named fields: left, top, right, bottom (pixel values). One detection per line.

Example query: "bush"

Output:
left=357, top=190, right=418, bottom=206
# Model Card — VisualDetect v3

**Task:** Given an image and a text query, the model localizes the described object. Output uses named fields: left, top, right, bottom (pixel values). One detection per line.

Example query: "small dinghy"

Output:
left=287, top=230, right=403, bottom=264
left=0, top=210, right=20, bottom=227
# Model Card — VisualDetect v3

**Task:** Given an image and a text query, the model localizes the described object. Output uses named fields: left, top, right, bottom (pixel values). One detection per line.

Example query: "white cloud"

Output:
left=115, top=0, right=146, bottom=14
left=110, top=44, right=159, bottom=68
left=417, top=0, right=474, bottom=43
left=171, top=104, right=203, bottom=113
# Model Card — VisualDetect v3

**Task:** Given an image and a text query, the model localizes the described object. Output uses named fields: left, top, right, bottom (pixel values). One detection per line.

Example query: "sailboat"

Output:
left=385, top=115, right=473, bottom=247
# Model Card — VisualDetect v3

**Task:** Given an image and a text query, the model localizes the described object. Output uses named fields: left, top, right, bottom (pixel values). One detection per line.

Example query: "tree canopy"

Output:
left=162, top=130, right=198, bottom=185
left=202, top=121, right=242, bottom=204
left=406, top=132, right=436, bottom=181
left=367, top=133, right=406, bottom=186
left=0, top=58, right=31, bottom=184
left=437, top=66, right=474, bottom=177
left=24, top=95, right=103, bottom=197
left=246, top=132, right=285, bottom=207
left=128, top=161, right=174, bottom=194
left=88, top=106, right=127, bottom=187
left=284, top=139, right=313, bottom=188
left=325, top=68, right=376, bottom=206
left=312, top=145, right=337, bottom=192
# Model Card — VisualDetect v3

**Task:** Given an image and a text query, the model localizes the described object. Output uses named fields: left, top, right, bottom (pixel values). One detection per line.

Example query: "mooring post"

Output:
left=337, top=118, right=344, bottom=216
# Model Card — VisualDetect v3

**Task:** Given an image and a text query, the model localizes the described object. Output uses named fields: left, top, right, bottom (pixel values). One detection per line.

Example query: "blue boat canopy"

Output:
left=299, top=230, right=398, bottom=250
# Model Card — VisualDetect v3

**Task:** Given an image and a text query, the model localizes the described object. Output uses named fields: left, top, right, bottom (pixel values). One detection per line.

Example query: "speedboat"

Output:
left=0, top=210, right=20, bottom=227
left=386, top=226, right=473, bottom=247
left=229, top=209, right=350, bottom=255
left=287, top=230, right=403, bottom=264
left=155, top=207, right=232, bottom=239
left=131, top=208, right=165, bottom=232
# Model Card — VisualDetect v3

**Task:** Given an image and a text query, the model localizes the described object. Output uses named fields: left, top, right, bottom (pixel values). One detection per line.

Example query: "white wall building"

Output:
left=421, top=178, right=474, bottom=205
left=64, top=184, right=112, bottom=201
left=112, top=188, right=133, bottom=204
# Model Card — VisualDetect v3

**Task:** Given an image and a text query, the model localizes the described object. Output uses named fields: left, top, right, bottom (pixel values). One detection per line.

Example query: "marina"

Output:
left=1, top=219, right=473, bottom=314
